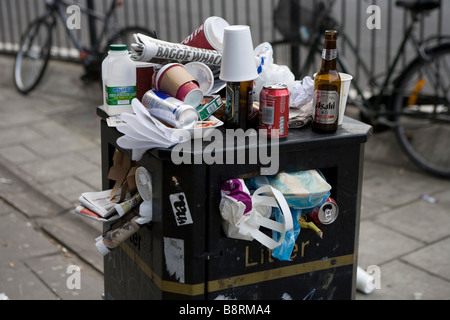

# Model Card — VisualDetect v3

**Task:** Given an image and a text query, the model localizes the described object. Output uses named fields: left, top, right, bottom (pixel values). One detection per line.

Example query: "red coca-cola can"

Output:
left=259, top=83, right=290, bottom=138
left=308, top=197, right=339, bottom=225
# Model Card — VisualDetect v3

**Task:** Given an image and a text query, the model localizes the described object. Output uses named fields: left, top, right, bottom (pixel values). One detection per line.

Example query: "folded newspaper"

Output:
left=76, top=189, right=142, bottom=222
left=131, top=33, right=222, bottom=66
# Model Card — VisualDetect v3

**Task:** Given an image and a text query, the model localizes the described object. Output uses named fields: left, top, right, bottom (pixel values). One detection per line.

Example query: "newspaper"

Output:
left=75, top=205, right=121, bottom=223
left=131, top=33, right=222, bottom=66
left=77, top=189, right=142, bottom=218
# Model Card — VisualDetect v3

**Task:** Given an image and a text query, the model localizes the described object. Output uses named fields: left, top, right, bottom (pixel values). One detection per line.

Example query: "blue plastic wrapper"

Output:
left=245, top=170, right=332, bottom=261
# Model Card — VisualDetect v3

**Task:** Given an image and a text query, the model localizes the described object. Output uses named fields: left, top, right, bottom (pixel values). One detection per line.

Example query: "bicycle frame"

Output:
left=299, top=3, right=440, bottom=126
left=338, top=18, right=419, bottom=123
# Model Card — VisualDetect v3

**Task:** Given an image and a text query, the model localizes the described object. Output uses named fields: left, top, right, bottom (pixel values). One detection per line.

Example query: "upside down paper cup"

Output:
left=181, top=16, right=230, bottom=52
left=155, top=63, right=203, bottom=107
left=220, top=25, right=259, bottom=82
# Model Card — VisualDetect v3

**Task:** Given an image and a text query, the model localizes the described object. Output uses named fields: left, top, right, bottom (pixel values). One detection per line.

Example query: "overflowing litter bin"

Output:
left=75, top=13, right=377, bottom=300
left=97, top=105, right=372, bottom=300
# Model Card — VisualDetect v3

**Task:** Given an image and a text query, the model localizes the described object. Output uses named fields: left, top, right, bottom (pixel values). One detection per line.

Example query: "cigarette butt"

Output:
left=299, top=216, right=323, bottom=239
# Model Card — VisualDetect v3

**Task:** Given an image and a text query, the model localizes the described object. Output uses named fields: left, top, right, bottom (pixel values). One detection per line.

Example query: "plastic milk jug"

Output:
left=102, top=44, right=136, bottom=116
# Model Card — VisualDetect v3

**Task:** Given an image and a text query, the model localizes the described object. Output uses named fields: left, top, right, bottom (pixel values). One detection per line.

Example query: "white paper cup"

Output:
left=185, top=62, right=214, bottom=95
left=219, top=25, right=259, bottom=82
left=339, top=73, right=353, bottom=125
left=155, top=63, right=203, bottom=107
left=356, top=266, right=375, bottom=294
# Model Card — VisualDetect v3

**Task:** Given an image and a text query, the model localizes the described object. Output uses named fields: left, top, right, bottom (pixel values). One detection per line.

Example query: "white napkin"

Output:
left=116, top=99, right=191, bottom=161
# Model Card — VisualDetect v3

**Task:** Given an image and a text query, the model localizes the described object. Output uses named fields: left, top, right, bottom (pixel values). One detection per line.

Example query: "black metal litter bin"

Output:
left=97, top=106, right=372, bottom=300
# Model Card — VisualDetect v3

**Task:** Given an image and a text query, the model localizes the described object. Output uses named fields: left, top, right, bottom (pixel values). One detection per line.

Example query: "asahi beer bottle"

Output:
left=312, top=30, right=341, bottom=134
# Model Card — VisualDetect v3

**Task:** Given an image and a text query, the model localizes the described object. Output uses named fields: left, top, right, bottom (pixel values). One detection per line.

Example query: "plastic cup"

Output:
left=185, top=62, right=214, bottom=95
left=181, top=16, right=229, bottom=52
left=219, top=25, right=259, bottom=82
left=356, top=266, right=375, bottom=295
left=155, top=63, right=203, bottom=107
left=339, top=73, right=353, bottom=125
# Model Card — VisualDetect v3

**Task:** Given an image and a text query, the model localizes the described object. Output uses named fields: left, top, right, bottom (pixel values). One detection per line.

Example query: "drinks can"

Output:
left=307, top=197, right=339, bottom=225
left=259, top=83, right=289, bottom=138
left=142, top=90, right=199, bottom=129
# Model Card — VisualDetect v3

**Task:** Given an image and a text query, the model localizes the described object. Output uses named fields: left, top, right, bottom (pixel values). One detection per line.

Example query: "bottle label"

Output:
left=322, top=49, right=337, bottom=61
left=106, top=86, right=136, bottom=106
left=313, top=90, right=339, bottom=124
left=225, top=83, right=239, bottom=121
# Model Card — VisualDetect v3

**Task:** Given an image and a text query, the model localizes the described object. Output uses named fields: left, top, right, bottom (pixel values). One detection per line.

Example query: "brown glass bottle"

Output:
left=225, top=80, right=254, bottom=130
left=312, top=30, right=341, bottom=134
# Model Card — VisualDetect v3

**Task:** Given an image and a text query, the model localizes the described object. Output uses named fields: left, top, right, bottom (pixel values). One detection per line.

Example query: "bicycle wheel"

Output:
left=392, top=44, right=450, bottom=178
left=271, top=39, right=322, bottom=79
left=14, top=17, right=53, bottom=94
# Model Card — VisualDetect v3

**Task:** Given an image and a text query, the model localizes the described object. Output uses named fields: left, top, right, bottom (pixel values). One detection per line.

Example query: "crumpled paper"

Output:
left=290, top=76, right=314, bottom=108
left=288, top=77, right=314, bottom=128
left=289, top=100, right=313, bottom=128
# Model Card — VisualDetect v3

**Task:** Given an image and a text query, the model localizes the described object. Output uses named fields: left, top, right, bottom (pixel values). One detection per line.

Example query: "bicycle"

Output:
left=272, top=0, right=450, bottom=178
left=13, top=0, right=155, bottom=94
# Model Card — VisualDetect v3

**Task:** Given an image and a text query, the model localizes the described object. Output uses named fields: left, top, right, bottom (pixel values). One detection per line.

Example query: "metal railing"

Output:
left=1, top=0, right=448, bottom=88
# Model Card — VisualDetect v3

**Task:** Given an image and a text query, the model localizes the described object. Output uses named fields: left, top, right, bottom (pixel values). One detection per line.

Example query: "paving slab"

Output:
left=356, top=260, right=450, bottom=300
left=357, top=220, right=424, bottom=268
left=402, top=237, right=450, bottom=282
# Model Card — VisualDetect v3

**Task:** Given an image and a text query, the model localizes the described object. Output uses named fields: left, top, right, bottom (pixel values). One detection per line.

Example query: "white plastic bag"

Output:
left=253, top=42, right=295, bottom=102
left=220, top=181, right=294, bottom=250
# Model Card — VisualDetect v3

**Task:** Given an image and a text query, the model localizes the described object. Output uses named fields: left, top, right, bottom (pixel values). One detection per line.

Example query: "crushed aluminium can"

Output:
left=142, top=89, right=199, bottom=129
left=307, top=197, right=339, bottom=225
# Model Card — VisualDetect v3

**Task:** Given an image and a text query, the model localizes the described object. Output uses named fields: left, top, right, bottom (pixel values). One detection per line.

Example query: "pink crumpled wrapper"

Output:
left=221, top=179, right=252, bottom=214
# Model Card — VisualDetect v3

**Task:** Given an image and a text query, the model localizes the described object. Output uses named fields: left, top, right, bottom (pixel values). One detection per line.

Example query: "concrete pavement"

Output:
left=0, top=54, right=449, bottom=300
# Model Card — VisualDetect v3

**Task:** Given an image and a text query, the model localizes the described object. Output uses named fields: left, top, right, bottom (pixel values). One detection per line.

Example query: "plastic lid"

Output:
left=184, top=62, right=214, bottom=95
left=109, top=44, right=128, bottom=51
left=204, top=17, right=230, bottom=52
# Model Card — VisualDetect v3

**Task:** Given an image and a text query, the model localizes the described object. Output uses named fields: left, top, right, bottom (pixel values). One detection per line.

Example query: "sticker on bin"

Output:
left=169, top=192, right=193, bottom=226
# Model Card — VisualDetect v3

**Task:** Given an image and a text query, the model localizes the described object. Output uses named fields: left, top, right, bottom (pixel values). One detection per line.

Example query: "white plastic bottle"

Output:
left=102, top=44, right=136, bottom=116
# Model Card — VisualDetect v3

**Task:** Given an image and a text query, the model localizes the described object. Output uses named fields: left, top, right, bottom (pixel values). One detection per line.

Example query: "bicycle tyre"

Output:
left=392, top=43, right=450, bottom=178
left=14, top=17, right=53, bottom=94
left=270, top=39, right=322, bottom=79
